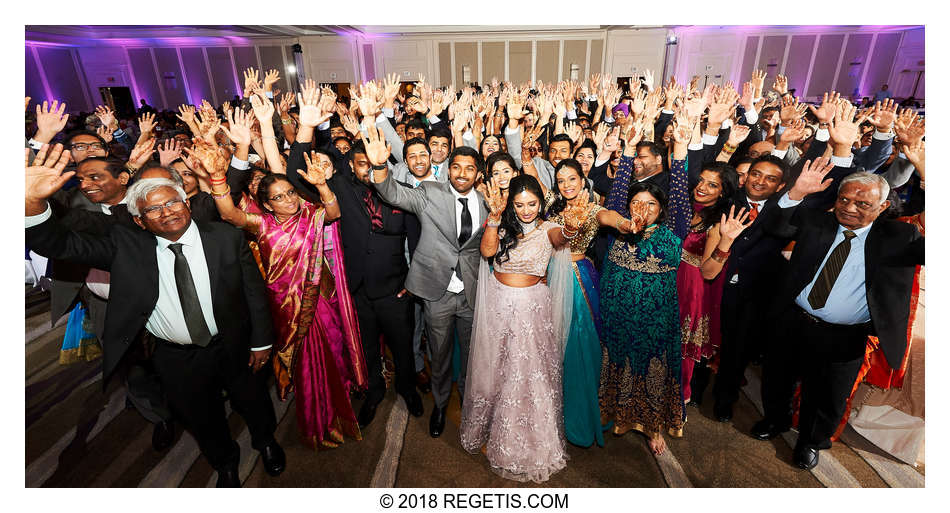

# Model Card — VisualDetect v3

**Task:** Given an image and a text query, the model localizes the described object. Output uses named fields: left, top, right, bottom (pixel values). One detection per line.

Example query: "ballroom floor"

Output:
left=24, top=286, right=924, bottom=488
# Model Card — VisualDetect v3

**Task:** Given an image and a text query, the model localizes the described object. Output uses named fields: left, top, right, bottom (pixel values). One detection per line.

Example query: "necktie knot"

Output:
left=168, top=243, right=184, bottom=256
left=458, top=198, right=468, bottom=207
left=843, top=230, right=856, bottom=240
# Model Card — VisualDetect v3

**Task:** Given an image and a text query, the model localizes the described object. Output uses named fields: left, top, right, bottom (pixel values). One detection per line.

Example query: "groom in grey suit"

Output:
left=367, top=127, right=486, bottom=438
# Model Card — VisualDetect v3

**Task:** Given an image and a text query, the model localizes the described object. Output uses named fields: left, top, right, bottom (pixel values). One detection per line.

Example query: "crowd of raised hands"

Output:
left=25, top=64, right=925, bottom=209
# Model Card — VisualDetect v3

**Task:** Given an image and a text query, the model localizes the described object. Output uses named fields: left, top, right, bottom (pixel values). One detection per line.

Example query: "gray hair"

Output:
left=134, top=164, right=184, bottom=188
left=839, top=172, right=889, bottom=204
left=124, top=178, right=187, bottom=216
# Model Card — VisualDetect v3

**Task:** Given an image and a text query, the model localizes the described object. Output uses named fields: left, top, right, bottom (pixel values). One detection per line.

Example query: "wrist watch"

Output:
left=372, top=164, right=387, bottom=170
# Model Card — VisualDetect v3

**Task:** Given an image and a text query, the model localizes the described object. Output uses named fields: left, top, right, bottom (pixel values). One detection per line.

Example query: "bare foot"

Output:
left=648, top=435, right=667, bottom=455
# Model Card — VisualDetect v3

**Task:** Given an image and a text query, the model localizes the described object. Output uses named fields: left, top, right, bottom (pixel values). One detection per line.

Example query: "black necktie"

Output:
left=458, top=198, right=472, bottom=247
left=807, top=230, right=857, bottom=310
left=168, top=243, right=212, bottom=346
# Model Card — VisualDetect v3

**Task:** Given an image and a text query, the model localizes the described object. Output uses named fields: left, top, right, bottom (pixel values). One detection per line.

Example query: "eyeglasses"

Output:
left=141, top=199, right=187, bottom=219
left=269, top=189, right=298, bottom=203
left=71, top=142, right=106, bottom=151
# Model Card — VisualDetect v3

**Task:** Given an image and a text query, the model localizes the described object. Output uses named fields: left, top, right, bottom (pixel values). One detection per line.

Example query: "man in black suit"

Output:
left=283, top=101, right=424, bottom=428
left=711, top=155, right=791, bottom=422
left=750, top=157, right=924, bottom=470
left=25, top=144, right=285, bottom=487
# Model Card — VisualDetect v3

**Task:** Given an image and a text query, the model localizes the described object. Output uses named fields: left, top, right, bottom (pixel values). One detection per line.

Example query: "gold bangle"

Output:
left=711, top=247, right=730, bottom=263
left=324, top=195, right=337, bottom=206
left=211, top=186, right=231, bottom=199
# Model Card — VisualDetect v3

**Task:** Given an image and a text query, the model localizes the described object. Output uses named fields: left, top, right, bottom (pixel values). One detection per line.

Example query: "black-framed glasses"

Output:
left=269, top=189, right=298, bottom=203
left=141, top=199, right=187, bottom=219
left=71, top=142, right=106, bottom=151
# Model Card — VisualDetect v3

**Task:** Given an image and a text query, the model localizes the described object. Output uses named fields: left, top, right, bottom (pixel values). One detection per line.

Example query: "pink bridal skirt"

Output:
left=460, top=272, right=568, bottom=483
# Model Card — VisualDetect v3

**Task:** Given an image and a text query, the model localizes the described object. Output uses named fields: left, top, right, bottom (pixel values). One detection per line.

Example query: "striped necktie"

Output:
left=807, top=230, right=857, bottom=309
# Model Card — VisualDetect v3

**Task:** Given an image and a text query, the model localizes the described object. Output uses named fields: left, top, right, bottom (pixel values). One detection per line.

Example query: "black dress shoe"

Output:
left=713, top=401, right=733, bottom=423
left=152, top=420, right=175, bottom=451
left=794, top=445, right=820, bottom=470
left=750, top=419, right=789, bottom=441
left=429, top=405, right=447, bottom=438
left=358, top=396, right=383, bottom=428
left=259, top=440, right=286, bottom=477
left=402, top=391, right=424, bottom=417
left=415, top=370, right=432, bottom=394
left=216, top=465, right=241, bottom=487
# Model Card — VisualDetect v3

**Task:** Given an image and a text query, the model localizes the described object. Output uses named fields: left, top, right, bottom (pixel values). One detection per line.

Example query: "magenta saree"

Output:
left=257, top=202, right=367, bottom=448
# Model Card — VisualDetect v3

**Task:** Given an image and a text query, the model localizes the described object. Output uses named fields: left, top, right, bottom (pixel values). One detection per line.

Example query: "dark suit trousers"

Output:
left=761, top=307, right=868, bottom=449
left=353, top=286, right=415, bottom=403
left=713, top=283, right=770, bottom=406
left=151, top=337, right=276, bottom=471
left=80, top=287, right=171, bottom=424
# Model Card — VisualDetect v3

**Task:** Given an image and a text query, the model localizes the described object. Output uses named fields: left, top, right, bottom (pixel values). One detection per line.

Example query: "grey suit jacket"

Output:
left=374, top=169, right=487, bottom=307
left=503, top=126, right=555, bottom=190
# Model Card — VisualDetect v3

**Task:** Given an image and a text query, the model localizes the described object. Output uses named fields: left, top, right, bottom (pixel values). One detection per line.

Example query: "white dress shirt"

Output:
left=447, top=186, right=481, bottom=293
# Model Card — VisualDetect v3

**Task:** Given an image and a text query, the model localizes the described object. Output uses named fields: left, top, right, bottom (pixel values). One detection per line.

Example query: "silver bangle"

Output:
left=561, top=226, right=578, bottom=239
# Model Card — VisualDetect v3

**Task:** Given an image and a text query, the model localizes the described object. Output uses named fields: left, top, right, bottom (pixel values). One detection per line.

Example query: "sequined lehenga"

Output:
left=460, top=220, right=572, bottom=483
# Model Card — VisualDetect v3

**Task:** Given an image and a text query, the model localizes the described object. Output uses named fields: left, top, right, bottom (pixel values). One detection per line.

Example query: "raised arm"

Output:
left=700, top=205, right=752, bottom=279
left=480, top=178, right=506, bottom=258
left=31, top=100, right=69, bottom=145
left=190, top=139, right=251, bottom=230
left=247, top=92, right=285, bottom=173
left=666, top=119, right=692, bottom=240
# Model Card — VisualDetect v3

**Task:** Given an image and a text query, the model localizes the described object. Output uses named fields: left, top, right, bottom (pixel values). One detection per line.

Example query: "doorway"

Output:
left=98, top=87, right=135, bottom=118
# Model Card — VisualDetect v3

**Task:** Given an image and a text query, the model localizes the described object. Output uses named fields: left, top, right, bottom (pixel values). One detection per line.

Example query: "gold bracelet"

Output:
left=211, top=186, right=231, bottom=199
left=722, top=143, right=737, bottom=154
left=324, top=195, right=337, bottom=206
left=711, top=247, right=730, bottom=263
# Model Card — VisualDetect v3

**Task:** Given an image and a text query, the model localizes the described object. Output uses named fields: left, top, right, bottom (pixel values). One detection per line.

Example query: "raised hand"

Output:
left=779, top=95, right=808, bottom=123
left=772, top=74, right=789, bottom=95
left=185, top=139, right=229, bottom=180
left=195, top=110, right=221, bottom=144
left=249, top=92, right=275, bottom=123
left=708, top=87, right=739, bottom=126
left=563, top=193, right=593, bottom=232
left=738, top=81, right=755, bottom=111
left=298, top=79, right=330, bottom=128
left=31, top=100, right=69, bottom=144
left=592, top=121, right=610, bottom=151
left=894, top=108, right=924, bottom=145
left=95, top=105, right=117, bottom=130
left=726, top=124, right=751, bottom=146
left=621, top=116, right=645, bottom=148
left=263, top=69, right=280, bottom=91
left=779, top=118, right=807, bottom=145
left=138, top=111, right=157, bottom=136
left=870, top=98, right=898, bottom=131
left=301, top=150, right=333, bottom=186
left=750, top=69, right=766, bottom=97
left=901, top=139, right=924, bottom=177
left=221, top=107, right=253, bottom=146
left=127, top=137, right=157, bottom=170
left=808, top=91, right=840, bottom=124
left=485, top=177, right=507, bottom=220
left=789, top=157, right=835, bottom=200
left=719, top=205, right=752, bottom=241
left=177, top=104, right=196, bottom=125
left=565, top=121, right=583, bottom=145
left=319, top=86, right=338, bottom=114
left=278, top=92, right=294, bottom=114
left=157, top=138, right=183, bottom=167
left=26, top=144, right=73, bottom=205
left=382, top=72, right=401, bottom=108
left=828, top=100, right=868, bottom=147
left=243, top=68, right=261, bottom=96
left=96, top=125, right=114, bottom=144
left=25, top=97, right=31, bottom=112
left=630, top=88, right=647, bottom=118
left=359, top=124, right=391, bottom=166
left=642, top=69, right=655, bottom=91
left=341, top=113, right=360, bottom=137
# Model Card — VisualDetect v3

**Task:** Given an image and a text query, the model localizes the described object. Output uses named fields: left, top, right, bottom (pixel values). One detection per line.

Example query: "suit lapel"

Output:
left=196, top=223, right=220, bottom=304
left=864, top=220, right=883, bottom=288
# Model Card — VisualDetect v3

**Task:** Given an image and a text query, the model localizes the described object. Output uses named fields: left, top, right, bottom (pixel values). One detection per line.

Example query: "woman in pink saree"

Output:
left=197, top=135, right=367, bottom=450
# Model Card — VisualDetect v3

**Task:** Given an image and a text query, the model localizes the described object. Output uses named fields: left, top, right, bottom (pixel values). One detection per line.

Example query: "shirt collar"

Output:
left=745, top=196, right=767, bottom=207
left=837, top=222, right=872, bottom=240
left=100, top=198, right=127, bottom=215
left=155, top=220, right=199, bottom=251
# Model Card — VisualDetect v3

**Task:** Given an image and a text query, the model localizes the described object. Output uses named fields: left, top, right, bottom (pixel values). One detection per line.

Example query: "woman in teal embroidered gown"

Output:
left=544, top=159, right=638, bottom=448
left=599, top=122, right=692, bottom=455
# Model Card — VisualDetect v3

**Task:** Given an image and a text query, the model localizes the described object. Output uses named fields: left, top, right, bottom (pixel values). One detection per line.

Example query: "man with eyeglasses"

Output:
left=26, top=145, right=285, bottom=487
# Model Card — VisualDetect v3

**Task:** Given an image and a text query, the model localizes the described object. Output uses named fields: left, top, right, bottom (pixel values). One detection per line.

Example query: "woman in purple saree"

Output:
left=199, top=135, right=367, bottom=449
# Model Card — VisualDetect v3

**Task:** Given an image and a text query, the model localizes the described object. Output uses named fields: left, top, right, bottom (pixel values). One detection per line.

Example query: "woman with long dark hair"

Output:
left=460, top=174, right=589, bottom=482
left=678, top=161, right=741, bottom=405
left=545, top=159, right=637, bottom=448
